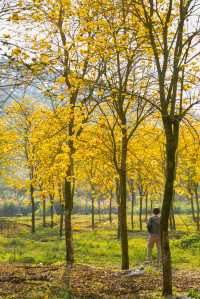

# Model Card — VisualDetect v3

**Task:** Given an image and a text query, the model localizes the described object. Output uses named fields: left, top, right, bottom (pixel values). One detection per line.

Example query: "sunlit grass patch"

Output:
left=0, top=215, right=199, bottom=271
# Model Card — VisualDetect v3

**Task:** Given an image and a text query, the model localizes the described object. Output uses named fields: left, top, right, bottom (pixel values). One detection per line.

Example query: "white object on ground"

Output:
left=126, top=269, right=145, bottom=276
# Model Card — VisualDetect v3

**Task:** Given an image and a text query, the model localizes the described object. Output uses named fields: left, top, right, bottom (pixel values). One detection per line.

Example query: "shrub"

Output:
left=21, top=256, right=36, bottom=263
left=188, top=288, right=200, bottom=298
left=178, top=234, right=200, bottom=249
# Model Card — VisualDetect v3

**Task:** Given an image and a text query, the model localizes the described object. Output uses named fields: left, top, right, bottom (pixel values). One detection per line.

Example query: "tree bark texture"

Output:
left=30, top=183, right=35, bottom=234
left=161, top=119, right=179, bottom=296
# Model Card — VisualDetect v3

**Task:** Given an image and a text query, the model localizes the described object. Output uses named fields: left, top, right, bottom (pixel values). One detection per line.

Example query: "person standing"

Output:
left=147, top=208, right=161, bottom=264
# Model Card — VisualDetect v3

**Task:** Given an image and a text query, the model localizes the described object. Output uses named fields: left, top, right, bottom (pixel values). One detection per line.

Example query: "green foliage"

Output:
left=145, top=265, right=158, bottom=275
left=0, top=199, right=32, bottom=217
left=188, top=288, right=200, bottom=298
left=20, top=256, right=36, bottom=263
left=173, top=234, right=200, bottom=249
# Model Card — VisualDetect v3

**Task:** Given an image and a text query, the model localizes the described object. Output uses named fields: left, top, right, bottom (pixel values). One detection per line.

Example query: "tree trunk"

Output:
left=194, top=184, right=200, bottom=231
left=30, top=183, right=35, bottom=234
left=59, top=187, right=64, bottom=238
left=64, top=176, right=74, bottom=265
left=171, top=190, right=176, bottom=230
left=169, top=213, right=173, bottom=231
left=190, top=194, right=196, bottom=223
left=60, top=203, right=64, bottom=238
left=171, top=206, right=176, bottom=231
left=91, top=196, right=95, bottom=229
left=98, top=198, right=101, bottom=222
left=161, top=120, right=179, bottom=296
left=131, top=191, right=135, bottom=230
left=42, top=198, right=46, bottom=228
left=139, top=194, right=143, bottom=231
left=63, top=104, right=75, bottom=266
left=145, top=192, right=148, bottom=223
left=50, top=196, right=54, bottom=228
left=116, top=178, right=121, bottom=239
left=119, top=125, right=129, bottom=270
left=109, top=191, right=112, bottom=224
left=169, top=195, right=174, bottom=231
left=117, top=205, right=121, bottom=239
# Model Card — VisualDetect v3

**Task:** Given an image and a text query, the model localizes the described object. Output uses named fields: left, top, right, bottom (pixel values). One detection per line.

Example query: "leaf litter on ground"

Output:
left=0, top=263, right=199, bottom=298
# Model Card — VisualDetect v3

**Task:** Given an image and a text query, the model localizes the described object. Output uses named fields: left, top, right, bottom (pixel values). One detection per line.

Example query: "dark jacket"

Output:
left=147, top=215, right=160, bottom=235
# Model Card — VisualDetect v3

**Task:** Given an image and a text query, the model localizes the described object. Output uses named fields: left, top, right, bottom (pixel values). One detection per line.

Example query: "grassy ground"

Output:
left=0, top=214, right=199, bottom=270
left=0, top=215, right=199, bottom=298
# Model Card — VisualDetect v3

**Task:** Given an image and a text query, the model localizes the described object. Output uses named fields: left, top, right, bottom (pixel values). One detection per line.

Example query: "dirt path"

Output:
left=0, top=263, right=199, bottom=298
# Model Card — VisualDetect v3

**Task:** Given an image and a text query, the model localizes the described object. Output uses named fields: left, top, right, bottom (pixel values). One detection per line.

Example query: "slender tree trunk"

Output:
left=171, top=207, right=176, bottom=231
left=161, top=120, right=179, bottom=296
left=171, top=190, right=176, bottom=230
left=60, top=203, right=64, bottom=238
left=128, top=180, right=135, bottom=230
left=91, top=196, right=95, bottom=229
left=139, top=194, right=143, bottom=231
left=190, top=193, right=196, bottom=223
left=169, top=195, right=174, bottom=231
left=30, top=183, right=35, bottom=234
left=131, top=191, right=134, bottom=230
left=169, top=210, right=176, bottom=232
left=101, top=199, right=104, bottom=222
left=63, top=104, right=75, bottom=265
left=98, top=198, right=101, bottom=222
left=109, top=191, right=112, bottom=224
left=59, top=187, right=64, bottom=238
left=172, top=211, right=176, bottom=231
left=194, top=184, right=200, bottom=231
left=169, top=213, right=173, bottom=231
left=119, top=125, right=129, bottom=270
left=145, top=192, right=148, bottom=223
left=116, top=179, right=121, bottom=239
left=64, top=175, right=74, bottom=265
left=50, top=195, right=54, bottom=228
left=117, top=205, right=121, bottom=239
left=42, top=198, right=46, bottom=228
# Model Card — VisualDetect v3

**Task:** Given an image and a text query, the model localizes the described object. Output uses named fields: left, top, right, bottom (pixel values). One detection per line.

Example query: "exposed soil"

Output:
left=0, top=263, right=199, bottom=298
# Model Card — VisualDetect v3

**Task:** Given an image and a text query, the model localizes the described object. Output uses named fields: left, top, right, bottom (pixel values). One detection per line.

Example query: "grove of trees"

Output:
left=0, top=0, right=200, bottom=297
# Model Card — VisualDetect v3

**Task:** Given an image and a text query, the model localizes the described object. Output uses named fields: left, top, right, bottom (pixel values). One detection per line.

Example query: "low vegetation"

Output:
left=0, top=215, right=199, bottom=298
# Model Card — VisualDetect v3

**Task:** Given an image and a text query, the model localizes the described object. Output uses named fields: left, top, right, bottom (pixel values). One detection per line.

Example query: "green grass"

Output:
left=0, top=215, right=199, bottom=270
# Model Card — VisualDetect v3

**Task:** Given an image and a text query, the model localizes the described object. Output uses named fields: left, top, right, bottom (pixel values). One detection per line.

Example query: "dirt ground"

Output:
left=0, top=263, right=199, bottom=298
